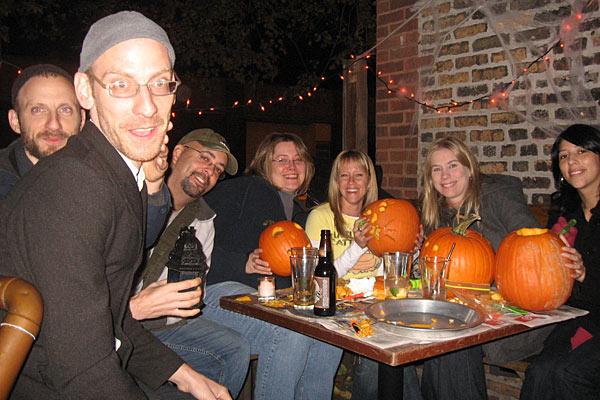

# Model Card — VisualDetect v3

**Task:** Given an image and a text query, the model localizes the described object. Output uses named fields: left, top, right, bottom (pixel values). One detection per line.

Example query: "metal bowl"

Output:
left=366, top=298, right=485, bottom=339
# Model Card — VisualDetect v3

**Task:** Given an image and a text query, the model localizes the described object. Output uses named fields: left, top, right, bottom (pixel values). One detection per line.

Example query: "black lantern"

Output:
left=166, top=226, right=208, bottom=309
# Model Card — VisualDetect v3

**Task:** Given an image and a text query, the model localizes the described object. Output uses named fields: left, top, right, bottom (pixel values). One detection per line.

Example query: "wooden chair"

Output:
left=0, top=277, right=43, bottom=399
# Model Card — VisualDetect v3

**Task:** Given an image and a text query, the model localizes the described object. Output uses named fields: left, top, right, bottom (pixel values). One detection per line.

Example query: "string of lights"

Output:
left=0, top=3, right=592, bottom=117
left=372, top=40, right=566, bottom=114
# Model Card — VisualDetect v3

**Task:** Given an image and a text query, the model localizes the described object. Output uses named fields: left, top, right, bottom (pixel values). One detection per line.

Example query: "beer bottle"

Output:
left=314, top=229, right=337, bottom=316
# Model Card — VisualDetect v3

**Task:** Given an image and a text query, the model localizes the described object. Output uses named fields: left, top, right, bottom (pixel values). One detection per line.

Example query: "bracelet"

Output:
left=0, top=322, right=37, bottom=341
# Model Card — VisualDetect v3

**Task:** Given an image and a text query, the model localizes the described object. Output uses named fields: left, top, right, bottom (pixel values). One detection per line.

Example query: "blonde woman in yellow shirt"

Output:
left=305, top=149, right=380, bottom=279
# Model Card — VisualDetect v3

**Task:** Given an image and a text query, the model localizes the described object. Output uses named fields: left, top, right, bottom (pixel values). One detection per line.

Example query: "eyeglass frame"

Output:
left=88, top=71, right=182, bottom=98
left=271, top=158, right=306, bottom=168
left=183, top=145, right=227, bottom=180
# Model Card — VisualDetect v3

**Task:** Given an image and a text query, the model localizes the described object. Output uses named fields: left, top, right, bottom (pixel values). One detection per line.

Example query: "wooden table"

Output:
left=220, top=293, right=534, bottom=366
left=220, top=291, right=584, bottom=399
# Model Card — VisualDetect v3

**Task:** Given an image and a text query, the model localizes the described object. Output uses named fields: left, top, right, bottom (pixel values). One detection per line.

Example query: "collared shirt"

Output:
left=118, top=152, right=145, bottom=192
left=89, top=119, right=145, bottom=191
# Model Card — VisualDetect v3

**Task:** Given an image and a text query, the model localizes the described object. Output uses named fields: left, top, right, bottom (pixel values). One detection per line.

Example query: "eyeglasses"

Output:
left=89, top=72, right=181, bottom=98
left=272, top=158, right=305, bottom=167
left=183, top=146, right=226, bottom=180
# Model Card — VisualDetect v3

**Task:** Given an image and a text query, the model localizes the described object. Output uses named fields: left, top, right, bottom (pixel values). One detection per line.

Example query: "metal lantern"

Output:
left=166, top=226, right=208, bottom=308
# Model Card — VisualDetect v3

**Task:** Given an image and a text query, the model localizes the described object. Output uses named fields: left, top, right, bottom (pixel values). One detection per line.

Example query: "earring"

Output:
left=560, top=176, right=565, bottom=184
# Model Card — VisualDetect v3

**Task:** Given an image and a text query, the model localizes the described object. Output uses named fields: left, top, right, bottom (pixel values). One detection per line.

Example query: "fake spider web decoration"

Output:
left=368, top=0, right=600, bottom=137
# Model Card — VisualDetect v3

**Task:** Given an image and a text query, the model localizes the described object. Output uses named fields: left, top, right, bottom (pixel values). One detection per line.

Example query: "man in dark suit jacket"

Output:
left=0, top=63, right=170, bottom=246
left=0, top=11, right=229, bottom=399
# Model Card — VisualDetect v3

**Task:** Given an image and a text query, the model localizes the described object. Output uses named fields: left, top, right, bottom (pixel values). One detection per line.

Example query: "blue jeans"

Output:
left=203, top=281, right=344, bottom=400
left=150, top=315, right=251, bottom=399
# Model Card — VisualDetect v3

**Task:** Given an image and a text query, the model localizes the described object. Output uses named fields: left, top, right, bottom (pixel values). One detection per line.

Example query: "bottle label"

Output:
left=314, top=276, right=330, bottom=309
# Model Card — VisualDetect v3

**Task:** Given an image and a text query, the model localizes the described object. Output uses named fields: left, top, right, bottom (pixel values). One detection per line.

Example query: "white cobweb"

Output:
left=377, top=0, right=600, bottom=137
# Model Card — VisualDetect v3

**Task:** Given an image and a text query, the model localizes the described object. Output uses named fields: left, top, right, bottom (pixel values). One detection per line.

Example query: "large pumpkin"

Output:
left=362, top=199, right=420, bottom=256
left=421, top=215, right=495, bottom=284
left=495, top=228, right=574, bottom=311
left=258, top=221, right=311, bottom=276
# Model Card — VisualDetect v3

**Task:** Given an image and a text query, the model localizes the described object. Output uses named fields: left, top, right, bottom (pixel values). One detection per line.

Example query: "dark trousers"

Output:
left=521, top=318, right=600, bottom=400
left=421, top=346, right=487, bottom=400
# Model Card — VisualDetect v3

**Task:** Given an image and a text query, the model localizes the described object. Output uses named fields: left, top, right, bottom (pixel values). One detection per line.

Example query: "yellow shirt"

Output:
left=305, top=203, right=381, bottom=279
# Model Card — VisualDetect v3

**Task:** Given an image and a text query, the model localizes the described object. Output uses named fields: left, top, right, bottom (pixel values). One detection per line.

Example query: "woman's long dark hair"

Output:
left=550, top=124, right=600, bottom=215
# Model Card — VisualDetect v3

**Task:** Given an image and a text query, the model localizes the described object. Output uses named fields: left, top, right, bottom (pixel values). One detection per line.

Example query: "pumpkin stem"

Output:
left=451, top=214, right=481, bottom=236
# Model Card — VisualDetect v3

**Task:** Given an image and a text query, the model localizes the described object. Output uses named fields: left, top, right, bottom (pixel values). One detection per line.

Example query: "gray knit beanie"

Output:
left=79, top=10, right=175, bottom=72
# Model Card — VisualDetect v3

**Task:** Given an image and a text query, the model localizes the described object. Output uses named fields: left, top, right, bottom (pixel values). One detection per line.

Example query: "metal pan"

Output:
left=366, top=299, right=485, bottom=339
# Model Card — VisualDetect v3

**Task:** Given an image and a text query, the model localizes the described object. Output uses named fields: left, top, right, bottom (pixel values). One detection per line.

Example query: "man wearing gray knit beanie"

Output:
left=0, top=11, right=231, bottom=400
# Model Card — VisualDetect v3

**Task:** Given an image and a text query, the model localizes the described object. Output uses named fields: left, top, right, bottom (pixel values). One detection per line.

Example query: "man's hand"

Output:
left=129, top=278, right=202, bottom=320
left=143, top=135, right=169, bottom=195
left=170, top=364, right=231, bottom=400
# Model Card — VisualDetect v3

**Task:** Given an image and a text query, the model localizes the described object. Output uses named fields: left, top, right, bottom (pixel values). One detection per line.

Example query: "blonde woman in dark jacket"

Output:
left=418, top=137, right=548, bottom=400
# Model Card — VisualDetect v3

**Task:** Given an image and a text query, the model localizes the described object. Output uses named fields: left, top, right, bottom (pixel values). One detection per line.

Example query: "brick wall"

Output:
left=376, top=0, right=600, bottom=205
left=375, top=0, right=425, bottom=200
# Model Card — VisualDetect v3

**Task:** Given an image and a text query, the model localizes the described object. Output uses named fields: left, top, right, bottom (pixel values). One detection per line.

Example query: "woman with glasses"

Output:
left=205, top=132, right=314, bottom=289
left=203, top=132, right=343, bottom=400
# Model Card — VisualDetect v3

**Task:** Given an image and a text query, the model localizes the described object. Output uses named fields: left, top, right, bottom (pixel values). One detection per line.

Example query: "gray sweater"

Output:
left=439, top=173, right=541, bottom=251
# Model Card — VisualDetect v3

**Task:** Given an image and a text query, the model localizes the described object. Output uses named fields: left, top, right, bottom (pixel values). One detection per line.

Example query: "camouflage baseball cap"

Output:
left=177, top=129, right=238, bottom=175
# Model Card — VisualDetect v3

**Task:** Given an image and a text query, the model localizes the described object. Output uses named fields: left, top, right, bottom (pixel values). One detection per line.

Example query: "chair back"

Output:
left=0, top=277, right=43, bottom=399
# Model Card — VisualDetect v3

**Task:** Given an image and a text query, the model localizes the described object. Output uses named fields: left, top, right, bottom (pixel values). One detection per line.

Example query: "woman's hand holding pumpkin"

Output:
left=353, top=218, right=373, bottom=248
left=246, top=248, right=273, bottom=275
left=411, top=224, right=425, bottom=253
left=559, top=235, right=586, bottom=282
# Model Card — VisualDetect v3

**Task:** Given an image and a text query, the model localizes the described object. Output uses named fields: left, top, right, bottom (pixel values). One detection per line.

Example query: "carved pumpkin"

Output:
left=495, top=228, right=574, bottom=311
left=258, top=221, right=311, bottom=276
left=362, top=199, right=420, bottom=256
left=421, top=215, right=495, bottom=284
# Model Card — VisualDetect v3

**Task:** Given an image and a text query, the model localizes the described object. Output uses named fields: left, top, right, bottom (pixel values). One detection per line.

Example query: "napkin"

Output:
left=347, top=277, right=375, bottom=297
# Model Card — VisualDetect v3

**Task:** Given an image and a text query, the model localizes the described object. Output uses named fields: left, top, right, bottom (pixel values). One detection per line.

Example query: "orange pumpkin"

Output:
left=362, top=199, right=420, bottom=256
left=421, top=215, right=495, bottom=284
left=258, top=221, right=311, bottom=276
left=495, top=228, right=574, bottom=311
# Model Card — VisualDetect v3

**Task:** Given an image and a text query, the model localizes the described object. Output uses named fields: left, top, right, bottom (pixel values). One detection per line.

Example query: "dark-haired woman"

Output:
left=521, top=124, right=600, bottom=399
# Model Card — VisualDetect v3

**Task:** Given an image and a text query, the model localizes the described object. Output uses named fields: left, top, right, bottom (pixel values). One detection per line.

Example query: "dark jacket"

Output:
left=0, top=138, right=33, bottom=200
left=439, top=173, right=541, bottom=251
left=438, top=174, right=548, bottom=363
left=0, top=138, right=170, bottom=246
left=205, top=175, right=308, bottom=289
left=0, top=122, right=182, bottom=398
left=548, top=203, right=600, bottom=327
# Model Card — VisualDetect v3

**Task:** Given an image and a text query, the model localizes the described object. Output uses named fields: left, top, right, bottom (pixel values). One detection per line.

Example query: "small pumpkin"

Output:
left=495, top=228, right=573, bottom=311
left=421, top=214, right=495, bottom=284
left=362, top=199, right=420, bottom=256
left=258, top=221, right=311, bottom=276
